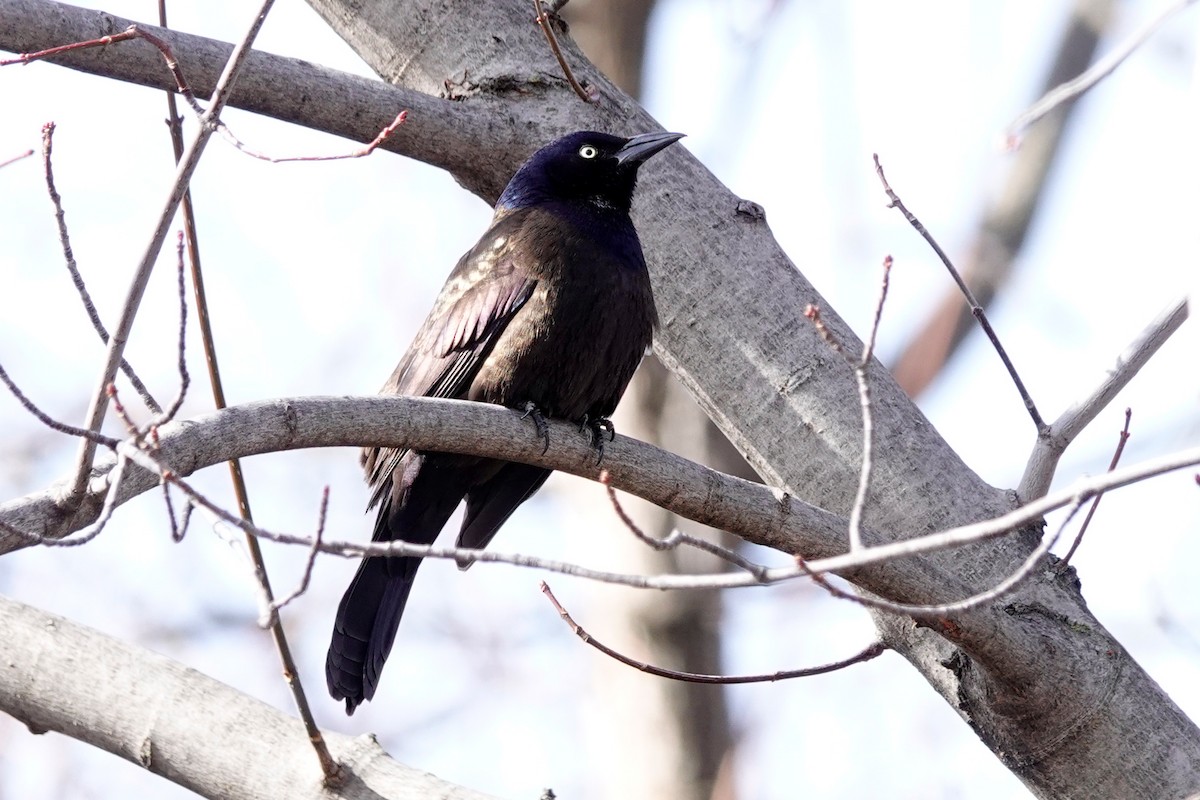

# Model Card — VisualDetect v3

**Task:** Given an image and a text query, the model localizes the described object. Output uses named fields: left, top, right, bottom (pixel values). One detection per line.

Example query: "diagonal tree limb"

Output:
left=0, top=592, right=499, bottom=800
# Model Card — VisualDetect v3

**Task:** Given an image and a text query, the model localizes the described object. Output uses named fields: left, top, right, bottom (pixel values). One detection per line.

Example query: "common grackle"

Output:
left=326, top=130, right=684, bottom=713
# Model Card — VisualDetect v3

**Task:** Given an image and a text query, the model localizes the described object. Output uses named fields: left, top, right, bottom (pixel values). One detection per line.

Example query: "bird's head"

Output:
left=497, top=130, right=685, bottom=215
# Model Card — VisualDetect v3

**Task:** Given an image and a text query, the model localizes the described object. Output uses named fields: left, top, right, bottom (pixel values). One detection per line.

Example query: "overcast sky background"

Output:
left=1, top=1, right=1198, bottom=798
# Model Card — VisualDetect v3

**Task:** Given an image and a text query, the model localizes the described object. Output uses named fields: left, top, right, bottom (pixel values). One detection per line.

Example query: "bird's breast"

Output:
left=471, top=241, right=655, bottom=421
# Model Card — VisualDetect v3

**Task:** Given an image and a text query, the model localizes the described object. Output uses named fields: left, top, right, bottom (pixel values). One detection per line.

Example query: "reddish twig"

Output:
left=541, top=581, right=886, bottom=682
left=150, top=0, right=337, bottom=781
left=0, top=149, right=34, bottom=170
left=41, top=122, right=162, bottom=414
left=599, top=470, right=770, bottom=578
left=532, top=0, right=598, bottom=103
left=0, top=28, right=140, bottom=66
left=225, top=110, right=408, bottom=162
left=1056, top=408, right=1132, bottom=570
left=873, top=154, right=1045, bottom=432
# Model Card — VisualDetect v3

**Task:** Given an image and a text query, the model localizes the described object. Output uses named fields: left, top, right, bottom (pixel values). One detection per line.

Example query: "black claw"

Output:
left=522, top=401, right=551, bottom=454
left=582, top=415, right=615, bottom=465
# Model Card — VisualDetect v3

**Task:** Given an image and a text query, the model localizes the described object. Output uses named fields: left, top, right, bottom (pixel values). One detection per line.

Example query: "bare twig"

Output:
left=0, top=362, right=118, bottom=447
left=805, top=257, right=893, bottom=552
left=65, top=2, right=278, bottom=505
left=1007, top=0, right=1200, bottom=140
left=533, top=0, right=598, bottom=103
left=599, top=470, right=770, bottom=579
left=151, top=0, right=336, bottom=781
left=1057, top=408, right=1132, bottom=570
left=847, top=257, right=892, bottom=551
left=873, top=153, right=1045, bottom=432
left=0, top=27, right=141, bottom=66
left=222, top=110, right=408, bottom=162
left=156, top=231, right=190, bottom=425
left=541, top=582, right=887, bottom=682
left=796, top=499, right=1085, bottom=619
left=1019, top=297, right=1187, bottom=500
left=0, top=149, right=34, bottom=170
left=803, top=304, right=843, bottom=354
left=161, top=482, right=194, bottom=543
left=40, top=122, right=162, bottom=414
left=261, top=487, right=330, bottom=627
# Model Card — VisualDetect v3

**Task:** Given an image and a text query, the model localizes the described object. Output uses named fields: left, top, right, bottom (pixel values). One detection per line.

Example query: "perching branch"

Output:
left=3, top=395, right=1198, bottom=596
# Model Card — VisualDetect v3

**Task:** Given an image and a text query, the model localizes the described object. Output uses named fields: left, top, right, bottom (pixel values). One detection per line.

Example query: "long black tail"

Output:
left=327, top=452, right=478, bottom=714
left=326, top=554, right=423, bottom=714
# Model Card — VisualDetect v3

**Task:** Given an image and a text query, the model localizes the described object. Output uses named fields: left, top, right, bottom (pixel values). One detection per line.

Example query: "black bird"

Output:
left=326, top=130, right=684, bottom=713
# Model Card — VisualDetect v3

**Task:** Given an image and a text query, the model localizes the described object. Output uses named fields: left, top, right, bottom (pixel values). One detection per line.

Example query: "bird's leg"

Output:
left=579, top=415, right=616, bottom=465
left=521, top=401, right=551, bottom=454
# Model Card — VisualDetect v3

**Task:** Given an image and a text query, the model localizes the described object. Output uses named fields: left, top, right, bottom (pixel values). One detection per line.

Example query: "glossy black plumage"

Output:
left=326, top=130, right=684, bottom=713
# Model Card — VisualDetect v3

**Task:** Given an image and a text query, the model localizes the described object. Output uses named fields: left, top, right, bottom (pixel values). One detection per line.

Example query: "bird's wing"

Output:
left=363, top=220, right=538, bottom=511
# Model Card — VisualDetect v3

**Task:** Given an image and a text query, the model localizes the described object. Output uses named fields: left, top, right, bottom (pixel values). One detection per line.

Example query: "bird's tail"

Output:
left=325, top=554, right=422, bottom=715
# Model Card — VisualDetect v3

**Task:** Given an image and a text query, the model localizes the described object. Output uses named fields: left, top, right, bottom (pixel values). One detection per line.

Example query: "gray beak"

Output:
left=615, top=131, right=686, bottom=166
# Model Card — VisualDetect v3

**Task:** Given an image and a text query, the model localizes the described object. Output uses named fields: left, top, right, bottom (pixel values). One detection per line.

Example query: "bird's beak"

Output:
left=615, top=131, right=686, bottom=166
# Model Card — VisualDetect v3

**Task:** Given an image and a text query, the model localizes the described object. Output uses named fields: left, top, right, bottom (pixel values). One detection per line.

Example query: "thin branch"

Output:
left=805, top=256, right=892, bottom=552
left=541, top=581, right=888, bottom=682
left=1007, top=0, right=1200, bottom=140
left=65, top=1, right=278, bottom=506
left=0, top=148, right=34, bottom=169
left=261, top=487, right=330, bottom=627
left=846, top=256, right=892, bottom=551
left=40, top=122, right=162, bottom=414
left=155, top=231, right=190, bottom=425
left=221, top=109, right=408, bottom=162
left=0, top=361, right=119, bottom=447
left=0, top=26, right=141, bottom=65
left=599, top=470, right=770, bottom=579
left=873, top=153, right=1045, bottom=432
left=796, top=500, right=1084, bottom=619
left=533, top=0, right=598, bottom=103
left=1057, top=408, right=1132, bottom=570
left=1019, top=297, right=1188, bottom=500
left=150, top=0, right=336, bottom=780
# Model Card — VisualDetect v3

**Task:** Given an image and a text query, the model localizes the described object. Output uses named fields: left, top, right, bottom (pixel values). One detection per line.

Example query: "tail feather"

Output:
left=456, top=463, right=552, bottom=569
left=326, top=452, right=479, bottom=714
left=326, top=556, right=421, bottom=713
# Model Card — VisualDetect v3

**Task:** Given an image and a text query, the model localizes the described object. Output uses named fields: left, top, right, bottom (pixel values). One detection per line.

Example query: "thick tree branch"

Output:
left=0, top=593, right=499, bottom=800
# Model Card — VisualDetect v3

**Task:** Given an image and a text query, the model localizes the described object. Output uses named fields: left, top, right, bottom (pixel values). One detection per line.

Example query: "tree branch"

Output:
left=0, top=592, right=499, bottom=800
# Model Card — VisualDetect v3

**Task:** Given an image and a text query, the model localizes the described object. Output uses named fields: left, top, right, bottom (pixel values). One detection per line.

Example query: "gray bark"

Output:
left=2, top=1, right=1199, bottom=798
left=0, top=592, right=500, bottom=800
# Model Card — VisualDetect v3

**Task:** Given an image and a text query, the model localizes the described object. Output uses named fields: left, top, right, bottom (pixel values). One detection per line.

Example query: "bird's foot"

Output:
left=521, top=401, right=551, bottom=454
left=580, top=415, right=615, bottom=465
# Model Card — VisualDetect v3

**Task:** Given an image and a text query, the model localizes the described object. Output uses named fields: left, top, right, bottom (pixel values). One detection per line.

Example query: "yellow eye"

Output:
left=579, top=145, right=598, bottom=159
